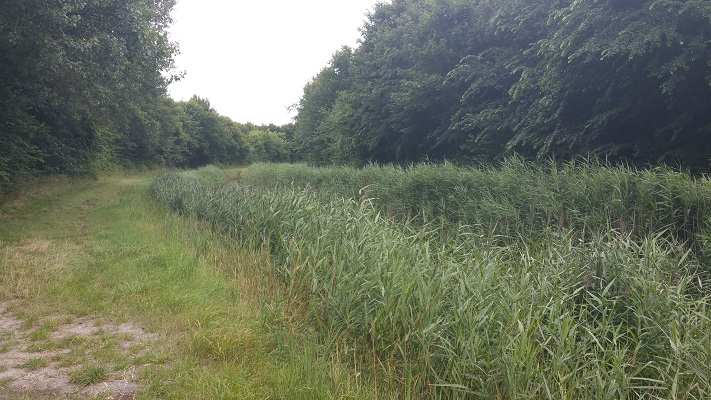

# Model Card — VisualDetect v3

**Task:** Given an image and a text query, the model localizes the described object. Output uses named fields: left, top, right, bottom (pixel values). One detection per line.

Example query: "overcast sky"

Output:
left=167, top=0, right=384, bottom=126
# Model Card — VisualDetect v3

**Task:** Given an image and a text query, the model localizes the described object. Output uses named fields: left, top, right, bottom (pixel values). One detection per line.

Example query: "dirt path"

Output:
left=0, top=174, right=370, bottom=399
left=0, top=178, right=166, bottom=399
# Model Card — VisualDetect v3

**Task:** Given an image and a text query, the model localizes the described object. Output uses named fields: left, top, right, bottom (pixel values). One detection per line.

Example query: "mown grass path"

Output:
left=0, top=174, right=371, bottom=399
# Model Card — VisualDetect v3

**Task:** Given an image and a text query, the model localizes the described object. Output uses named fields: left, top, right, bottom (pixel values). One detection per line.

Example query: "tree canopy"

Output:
left=293, top=0, right=711, bottom=168
left=1, top=1, right=292, bottom=192
left=5, top=0, right=709, bottom=189
left=1, top=0, right=180, bottom=186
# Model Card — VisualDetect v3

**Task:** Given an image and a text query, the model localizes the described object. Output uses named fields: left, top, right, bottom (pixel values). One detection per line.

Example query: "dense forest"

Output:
left=3, top=0, right=710, bottom=192
left=0, top=0, right=291, bottom=191
left=294, top=0, right=711, bottom=168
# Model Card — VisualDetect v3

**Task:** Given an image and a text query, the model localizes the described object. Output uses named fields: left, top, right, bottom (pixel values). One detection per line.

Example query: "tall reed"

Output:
left=243, top=159, right=711, bottom=253
left=150, top=161, right=711, bottom=399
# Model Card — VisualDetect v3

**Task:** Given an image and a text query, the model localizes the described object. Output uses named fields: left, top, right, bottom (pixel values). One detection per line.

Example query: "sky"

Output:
left=167, top=0, right=384, bottom=126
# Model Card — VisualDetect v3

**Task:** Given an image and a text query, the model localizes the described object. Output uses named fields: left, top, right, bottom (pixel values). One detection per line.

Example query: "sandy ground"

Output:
left=0, top=302, right=158, bottom=399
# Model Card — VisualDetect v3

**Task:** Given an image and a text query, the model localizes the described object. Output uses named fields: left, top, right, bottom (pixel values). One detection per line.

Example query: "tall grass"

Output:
left=178, top=164, right=229, bottom=184
left=243, top=159, right=711, bottom=252
left=150, top=160, right=711, bottom=398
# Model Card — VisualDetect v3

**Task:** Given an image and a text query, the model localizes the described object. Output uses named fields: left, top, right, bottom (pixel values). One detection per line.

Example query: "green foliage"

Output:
left=0, top=1, right=259, bottom=193
left=151, top=162, right=711, bottom=398
left=500, top=0, right=711, bottom=165
left=0, top=0, right=179, bottom=187
left=294, top=0, right=711, bottom=168
left=293, top=47, right=354, bottom=165
left=245, top=130, right=291, bottom=163
left=69, top=364, right=108, bottom=385
left=178, top=165, right=229, bottom=185
left=180, top=96, right=249, bottom=167
left=242, top=160, right=711, bottom=255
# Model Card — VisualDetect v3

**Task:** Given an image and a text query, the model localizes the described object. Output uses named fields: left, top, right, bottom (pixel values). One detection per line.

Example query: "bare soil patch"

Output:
left=0, top=302, right=159, bottom=399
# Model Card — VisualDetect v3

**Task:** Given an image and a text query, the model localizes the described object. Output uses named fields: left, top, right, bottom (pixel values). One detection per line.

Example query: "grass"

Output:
left=242, top=159, right=711, bottom=253
left=150, top=160, right=711, bottom=399
left=178, top=164, right=230, bottom=184
left=0, top=170, right=374, bottom=399
left=68, top=364, right=108, bottom=385
left=18, top=357, right=48, bottom=371
left=29, top=321, right=56, bottom=341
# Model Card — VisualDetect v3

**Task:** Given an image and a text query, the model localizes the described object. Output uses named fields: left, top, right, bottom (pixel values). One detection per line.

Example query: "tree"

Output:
left=508, top=0, right=711, bottom=165
left=180, top=96, right=248, bottom=167
left=293, top=0, right=711, bottom=169
left=293, top=47, right=354, bottom=165
left=1, top=0, right=179, bottom=188
left=245, top=130, right=290, bottom=163
left=334, top=0, right=472, bottom=163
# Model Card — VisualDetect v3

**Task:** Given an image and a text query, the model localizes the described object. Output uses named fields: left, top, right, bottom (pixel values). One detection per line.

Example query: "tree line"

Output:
left=293, top=0, right=711, bottom=169
left=4, top=0, right=709, bottom=192
left=0, top=0, right=291, bottom=192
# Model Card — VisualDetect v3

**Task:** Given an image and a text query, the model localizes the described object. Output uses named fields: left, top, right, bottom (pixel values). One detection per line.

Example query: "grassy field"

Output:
left=0, top=171, right=374, bottom=399
left=150, top=162, right=711, bottom=399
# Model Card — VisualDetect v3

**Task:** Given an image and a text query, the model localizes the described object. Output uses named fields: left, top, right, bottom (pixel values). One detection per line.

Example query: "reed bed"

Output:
left=150, top=161, right=711, bottom=399
left=243, top=159, right=711, bottom=253
left=178, top=164, right=229, bottom=184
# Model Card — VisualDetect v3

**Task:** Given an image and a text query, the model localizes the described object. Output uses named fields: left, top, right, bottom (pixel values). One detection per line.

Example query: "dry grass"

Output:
left=0, top=238, right=78, bottom=299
